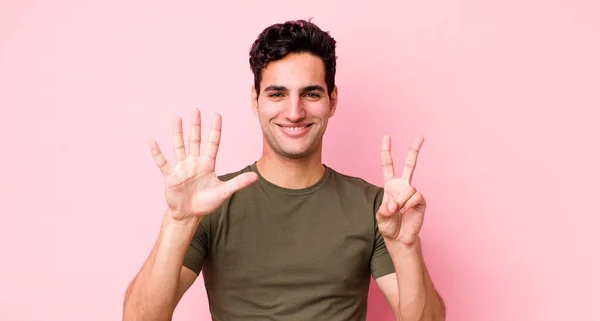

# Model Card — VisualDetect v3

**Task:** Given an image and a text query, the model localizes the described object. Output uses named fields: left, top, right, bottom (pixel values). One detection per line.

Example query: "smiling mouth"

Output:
left=277, top=124, right=313, bottom=137
left=277, top=124, right=312, bottom=130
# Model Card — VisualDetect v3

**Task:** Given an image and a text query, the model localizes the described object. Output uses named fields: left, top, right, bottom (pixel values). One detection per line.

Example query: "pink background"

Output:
left=1, top=1, right=598, bottom=320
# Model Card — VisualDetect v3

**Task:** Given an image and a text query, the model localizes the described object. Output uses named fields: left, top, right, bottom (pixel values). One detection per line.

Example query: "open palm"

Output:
left=149, top=108, right=258, bottom=221
left=376, top=135, right=427, bottom=246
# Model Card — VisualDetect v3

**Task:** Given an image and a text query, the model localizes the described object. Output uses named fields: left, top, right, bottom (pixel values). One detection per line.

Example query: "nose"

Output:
left=285, top=96, right=305, bottom=122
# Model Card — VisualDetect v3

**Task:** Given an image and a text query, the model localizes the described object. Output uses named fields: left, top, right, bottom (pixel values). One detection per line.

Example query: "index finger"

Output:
left=400, top=135, right=424, bottom=183
left=381, top=135, right=395, bottom=181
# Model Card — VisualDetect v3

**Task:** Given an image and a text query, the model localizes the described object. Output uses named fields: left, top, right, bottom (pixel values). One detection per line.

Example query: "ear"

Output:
left=251, top=85, right=258, bottom=117
left=328, top=85, right=338, bottom=118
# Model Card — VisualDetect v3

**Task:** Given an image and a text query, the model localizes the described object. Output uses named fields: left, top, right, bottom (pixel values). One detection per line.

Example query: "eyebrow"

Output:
left=263, top=84, right=326, bottom=93
left=302, top=85, right=326, bottom=93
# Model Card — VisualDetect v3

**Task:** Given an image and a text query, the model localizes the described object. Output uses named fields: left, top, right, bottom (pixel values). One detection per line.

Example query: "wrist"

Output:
left=385, top=235, right=422, bottom=254
left=384, top=236, right=425, bottom=272
left=164, top=209, right=202, bottom=227
left=160, top=210, right=202, bottom=246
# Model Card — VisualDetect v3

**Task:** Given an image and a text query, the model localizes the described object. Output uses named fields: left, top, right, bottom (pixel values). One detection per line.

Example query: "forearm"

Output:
left=123, top=211, right=201, bottom=321
left=385, top=236, right=445, bottom=321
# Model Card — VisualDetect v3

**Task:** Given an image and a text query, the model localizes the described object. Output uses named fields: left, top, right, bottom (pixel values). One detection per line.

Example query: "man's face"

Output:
left=251, top=52, right=338, bottom=160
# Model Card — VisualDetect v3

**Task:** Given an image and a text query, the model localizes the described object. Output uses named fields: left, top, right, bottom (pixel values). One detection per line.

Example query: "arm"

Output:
left=375, top=238, right=445, bottom=321
left=376, top=135, right=445, bottom=320
left=123, top=109, right=258, bottom=321
left=122, top=213, right=200, bottom=321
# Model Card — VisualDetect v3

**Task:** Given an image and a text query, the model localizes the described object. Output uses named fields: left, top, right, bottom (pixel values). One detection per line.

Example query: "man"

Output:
left=123, top=19, right=445, bottom=321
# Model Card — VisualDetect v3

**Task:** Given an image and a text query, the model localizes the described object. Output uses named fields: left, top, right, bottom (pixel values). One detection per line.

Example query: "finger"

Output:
left=202, top=113, right=222, bottom=164
left=172, top=116, right=186, bottom=163
left=382, top=190, right=390, bottom=203
left=149, top=139, right=173, bottom=176
left=381, top=135, right=395, bottom=181
left=376, top=201, right=391, bottom=221
left=391, top=185, right=417, bottom=209
left=219, top=172, right=259, bottom=199
left=188, top=108, right=201, bottom=157
left=376, top=200, right=400, bottom=224
left=387, top=200, right=399, bottom=213
left=377, top=200, right=399, bottom=218
left=400, top=135, right=424, bottom=184
left=399, top=191, right=425, bottom=213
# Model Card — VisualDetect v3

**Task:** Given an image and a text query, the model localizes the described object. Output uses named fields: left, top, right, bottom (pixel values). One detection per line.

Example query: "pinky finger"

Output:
left=149, top=139, right=173, bottom=176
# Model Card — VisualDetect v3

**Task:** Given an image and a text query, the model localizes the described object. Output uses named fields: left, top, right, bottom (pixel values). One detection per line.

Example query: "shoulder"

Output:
left=327, top=166, right=383, bottom=191
left=199, top=163, right=255, bottom=221
left=326, top=166, right=385, bottom=205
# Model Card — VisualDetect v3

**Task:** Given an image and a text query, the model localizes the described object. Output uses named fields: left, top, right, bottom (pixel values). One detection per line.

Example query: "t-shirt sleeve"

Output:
left=182, top=216, right=210, bottom=275
left=370, top=187, right=397, bottom=279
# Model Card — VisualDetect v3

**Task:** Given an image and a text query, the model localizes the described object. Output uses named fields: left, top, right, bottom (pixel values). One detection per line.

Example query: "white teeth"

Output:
left=282, top=126, right=307, bottom=131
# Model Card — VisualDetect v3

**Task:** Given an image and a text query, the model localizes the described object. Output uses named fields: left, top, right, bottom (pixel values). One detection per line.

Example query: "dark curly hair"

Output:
left=249, top=19, right=337, bottom=97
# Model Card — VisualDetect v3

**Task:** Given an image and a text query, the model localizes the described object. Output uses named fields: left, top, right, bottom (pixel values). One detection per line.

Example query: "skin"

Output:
left=375, top=135, right=447, bottom=320
left=250, top=52, right=337, bottom=189
left=122, top=52, right=445, bottom=321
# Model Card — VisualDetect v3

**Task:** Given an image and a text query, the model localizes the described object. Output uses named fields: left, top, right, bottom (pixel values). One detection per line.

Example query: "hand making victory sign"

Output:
left=376, top=135, right=427, bottom=247
left=148, top=108, right=259, bottom=222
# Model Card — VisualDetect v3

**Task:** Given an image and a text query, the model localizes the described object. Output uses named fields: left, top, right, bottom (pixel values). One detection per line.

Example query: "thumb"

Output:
left=376, top=200, right=399, bottom=221
left=220, top=172, right=259, bottom=198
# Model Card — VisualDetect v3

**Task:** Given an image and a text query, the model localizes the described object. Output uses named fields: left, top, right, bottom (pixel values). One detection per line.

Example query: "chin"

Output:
left=278, top=142, right=323, bottom=159
left=286, top=152, right=313, bottom=160
left=275, top=148, right=310, bottom=159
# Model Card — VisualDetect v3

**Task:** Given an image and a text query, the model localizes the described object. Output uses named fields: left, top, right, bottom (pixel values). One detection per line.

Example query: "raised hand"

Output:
left=376, top=135, right=427, bottom=247
left=149, top=108, right=258, bottom=221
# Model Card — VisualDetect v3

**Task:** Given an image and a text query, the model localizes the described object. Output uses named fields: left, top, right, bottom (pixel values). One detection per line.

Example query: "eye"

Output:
left=269, top=92, right=284, bottom=98
left=305, top=92, right=321, bottom=99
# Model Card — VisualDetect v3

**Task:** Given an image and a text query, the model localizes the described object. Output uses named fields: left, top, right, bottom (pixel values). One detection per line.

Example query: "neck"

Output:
left=256, top=147, right=325, bottom=189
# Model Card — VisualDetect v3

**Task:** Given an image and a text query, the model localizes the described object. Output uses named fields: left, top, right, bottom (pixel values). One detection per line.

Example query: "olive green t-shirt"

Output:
left=183, top=162, right=396, bottom=320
